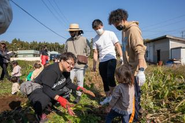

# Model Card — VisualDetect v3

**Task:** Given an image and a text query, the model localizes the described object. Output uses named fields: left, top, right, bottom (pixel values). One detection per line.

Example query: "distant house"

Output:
left=145, top=35, right=185, bottom=64
left=17, top=50, right=40, bottom=57
left=11, top=50, right=40, bottom=61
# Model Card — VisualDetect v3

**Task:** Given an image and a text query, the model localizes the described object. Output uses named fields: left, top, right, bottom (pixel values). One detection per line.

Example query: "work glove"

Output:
left=136, top=70, right=146, bottom=86
left=119, top=57, right=123, bottom=65
left=57, top=96, right=75, bottom=116
left=77, top=86, right=96, bottom=97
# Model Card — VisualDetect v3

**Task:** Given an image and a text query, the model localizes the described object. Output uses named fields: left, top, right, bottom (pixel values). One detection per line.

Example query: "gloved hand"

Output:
left=119, top=57, right=123, bottom=65
left=57, top=96, right=75, bottom=116
left=77, top=86, right=96, bottom=97
left=136, top=70, right=146, bottom=86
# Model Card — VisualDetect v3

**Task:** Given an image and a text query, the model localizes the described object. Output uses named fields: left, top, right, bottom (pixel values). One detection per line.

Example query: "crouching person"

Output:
left=27, top=52, right=90, bottom=122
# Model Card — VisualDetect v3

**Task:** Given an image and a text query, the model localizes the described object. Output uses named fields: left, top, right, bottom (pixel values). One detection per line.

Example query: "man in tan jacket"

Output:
left=64, top=23, right=90, bottom=104
left=108, top=8, right=147, bottom=122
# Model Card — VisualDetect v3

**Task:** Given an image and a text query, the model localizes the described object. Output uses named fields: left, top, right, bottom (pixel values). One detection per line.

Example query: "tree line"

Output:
left=4, top=38, right=94, bottom=58
left=4, top=38, right=65, bottom=53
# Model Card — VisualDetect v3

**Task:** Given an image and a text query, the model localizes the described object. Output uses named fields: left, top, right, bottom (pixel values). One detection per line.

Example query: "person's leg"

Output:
left=0, top=63, right=5, bottom=80
left=107, top=59, right=117, bottom=95
left=105, top=109, right=121, bottom=123
left=122, top=113, right=130, bottom=123
left=76, top=69, right=85, bottom=96
left=133, top=77, right=141, bottom=122
left=99, top=61, right=109, bottom=95
left=99, top=61, right=113, bottom=105
left=28, top=89, right=51, bottom=121
left=1, top=63, right=9, bottom=80
left=70, top=69, right=76, bottom=83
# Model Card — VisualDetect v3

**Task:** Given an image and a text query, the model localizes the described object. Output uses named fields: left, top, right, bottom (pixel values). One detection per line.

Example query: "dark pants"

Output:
left=106, top=109, right=130, bottom=123
left=28, top=88, right=70, bottom=116
left=99, top=59, right=117, bottom=92
left=0, top=63, right=9, bottom=80
left=133, top=77, right=141, bottom=122
left=28, top=89, right=52, bottom=116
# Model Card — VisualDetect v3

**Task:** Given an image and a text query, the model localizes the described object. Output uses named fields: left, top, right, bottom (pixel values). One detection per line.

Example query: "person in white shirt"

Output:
left=92, top=19, right=123, bottom=105
left=11, top=60, right=22, bottom=94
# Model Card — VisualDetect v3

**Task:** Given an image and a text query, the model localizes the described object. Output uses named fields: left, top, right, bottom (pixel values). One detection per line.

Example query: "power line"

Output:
left=53, top=0, right=69, bottom=24
left=10, top=0, right=67, bottom=40
left=41, top=0, right=67, bottom=28
left=142, top=14, right=185, bottom=29
left=143, top=19, right=185, bottom=31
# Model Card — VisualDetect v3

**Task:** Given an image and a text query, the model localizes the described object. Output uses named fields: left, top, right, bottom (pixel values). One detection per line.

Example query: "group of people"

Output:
left=62, top=8, right=146, bottom=123
left=0, top=0, right=147, bottom=122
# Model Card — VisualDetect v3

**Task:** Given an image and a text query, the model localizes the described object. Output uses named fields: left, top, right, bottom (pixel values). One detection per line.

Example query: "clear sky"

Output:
left=1, top=0, right=185, bottom=44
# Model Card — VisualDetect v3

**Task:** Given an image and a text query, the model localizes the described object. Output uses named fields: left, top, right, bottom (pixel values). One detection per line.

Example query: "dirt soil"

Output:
left=0, top=70, right=107, bottom=122
left=0, top=95, right=27, bottom=113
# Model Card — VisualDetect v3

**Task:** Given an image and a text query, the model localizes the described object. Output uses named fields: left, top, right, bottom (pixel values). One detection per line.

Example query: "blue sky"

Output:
left=1, top=0, right=185, bottom=44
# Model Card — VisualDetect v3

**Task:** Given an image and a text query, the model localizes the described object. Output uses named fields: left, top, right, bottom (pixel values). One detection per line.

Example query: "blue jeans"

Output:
left=133, top=77, right=141, bottom=122
left=106, top=109, right=130, bottom=123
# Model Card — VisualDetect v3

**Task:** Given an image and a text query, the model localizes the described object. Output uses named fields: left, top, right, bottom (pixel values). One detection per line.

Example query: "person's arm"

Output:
left=86, top=39, right=91, bottom=57
left=0, top=0, right=13, bottom=34
left=114, top=42, right=123, bottom=64
left=93, top=49, right=98, bottom=71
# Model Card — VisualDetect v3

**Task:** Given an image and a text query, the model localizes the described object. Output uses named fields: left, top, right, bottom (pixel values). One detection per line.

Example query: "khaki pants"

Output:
left=12, top=82, right=20, bottom=94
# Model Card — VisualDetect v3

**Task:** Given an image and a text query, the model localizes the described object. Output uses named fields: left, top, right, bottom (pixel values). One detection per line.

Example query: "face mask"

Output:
left=96, top=28, right=104, bottom=35
left=116, top=25, right=124, bottom=31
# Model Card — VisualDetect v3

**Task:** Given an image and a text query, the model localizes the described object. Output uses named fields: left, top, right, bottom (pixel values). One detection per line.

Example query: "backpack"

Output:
left=20, top=81, right=42, bottom=95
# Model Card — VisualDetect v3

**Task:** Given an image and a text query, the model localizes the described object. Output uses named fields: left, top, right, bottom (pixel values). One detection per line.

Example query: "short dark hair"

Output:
left=34, top=62, right=42, bottom=69
left=12, top=61, right=18, bottom=65
left=115, top=64, right=134, bottom=85
left=92, top=19, right=103, bottom=29
left=108, top=9, right=128, bottom=25
left=10, top=76, right=18, bottom=83
left=60, top=52, right=76, bottom=63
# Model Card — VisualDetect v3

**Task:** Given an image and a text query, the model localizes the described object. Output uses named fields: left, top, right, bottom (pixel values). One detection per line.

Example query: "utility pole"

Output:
left=181, top=30, right=185, bottom=38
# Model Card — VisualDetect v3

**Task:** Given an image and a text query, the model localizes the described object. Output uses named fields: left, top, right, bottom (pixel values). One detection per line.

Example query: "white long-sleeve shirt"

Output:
left=11, top=65, right=22, bottom=77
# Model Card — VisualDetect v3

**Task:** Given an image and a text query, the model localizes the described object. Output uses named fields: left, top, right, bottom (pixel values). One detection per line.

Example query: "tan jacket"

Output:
left=122, top=21, right=147, bottom=75
left=64, top=35, right=91, bottom=69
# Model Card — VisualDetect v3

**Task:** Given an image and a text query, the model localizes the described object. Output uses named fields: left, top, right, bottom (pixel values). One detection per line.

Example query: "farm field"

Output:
left=0, top=60, right=184, bottom=123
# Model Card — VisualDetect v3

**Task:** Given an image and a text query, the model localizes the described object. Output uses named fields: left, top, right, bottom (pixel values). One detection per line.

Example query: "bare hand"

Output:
left=83, top=89, right=96, bottom=97
left=66, top=104, right=75, bottom=116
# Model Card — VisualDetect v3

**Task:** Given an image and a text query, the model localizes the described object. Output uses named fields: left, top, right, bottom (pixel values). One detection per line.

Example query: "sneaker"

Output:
left=36, top=113, right=48, bottom=123
left=11, top=92, right=17, bottom=95
left=100, top=96, right=112, bottom=105
left=73, top=96, right=81, bottom=104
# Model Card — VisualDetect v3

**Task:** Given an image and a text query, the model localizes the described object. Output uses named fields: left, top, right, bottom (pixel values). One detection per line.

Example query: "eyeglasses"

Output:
left=65, top=60, right=75, bottom=67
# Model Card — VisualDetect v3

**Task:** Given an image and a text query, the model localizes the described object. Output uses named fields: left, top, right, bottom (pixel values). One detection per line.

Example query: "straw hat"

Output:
left=0, top=40, right=6, bottom=45
left=68, top=23, right=82, bottom=31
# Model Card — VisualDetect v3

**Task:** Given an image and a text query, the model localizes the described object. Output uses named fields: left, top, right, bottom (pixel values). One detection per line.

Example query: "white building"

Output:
left=145, top=35, right=185, bottom=64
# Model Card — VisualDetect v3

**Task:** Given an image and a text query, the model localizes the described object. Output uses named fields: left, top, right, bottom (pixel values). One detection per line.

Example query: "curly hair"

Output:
left=108, top=8, right=128, bottom=25
left=115, top=64, right=134, bottom=85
